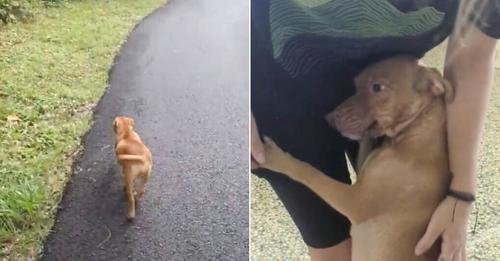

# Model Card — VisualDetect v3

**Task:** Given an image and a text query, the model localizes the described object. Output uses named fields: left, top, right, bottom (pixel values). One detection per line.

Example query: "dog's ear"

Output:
left=113, top=119, right=118, bottom=133
left=415, top=67, right=454, bottom=103
left=127, top=118, right=135, bottom=127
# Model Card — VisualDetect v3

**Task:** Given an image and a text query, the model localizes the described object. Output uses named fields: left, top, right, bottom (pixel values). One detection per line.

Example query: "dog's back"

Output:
left=260, top=56, right=453, bottom=260
left=351, top=137, right=448, bottom=260
left=113, top=116, right=153, bottom=220
left=341, top=57, right=452, bottom=260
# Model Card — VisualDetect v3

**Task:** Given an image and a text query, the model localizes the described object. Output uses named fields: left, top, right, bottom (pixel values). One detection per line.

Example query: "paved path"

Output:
left=43, top=0, right=248, bottom=260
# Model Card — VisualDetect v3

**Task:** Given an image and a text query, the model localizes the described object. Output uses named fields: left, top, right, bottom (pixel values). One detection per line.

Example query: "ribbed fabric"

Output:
left=270, top=0, right=445, bottom=76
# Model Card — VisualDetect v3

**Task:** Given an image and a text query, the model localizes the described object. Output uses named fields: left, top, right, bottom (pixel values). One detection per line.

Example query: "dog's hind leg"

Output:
left=137, top=167, right=150, bottom=198
left=124, top=167, right=136, bottom=221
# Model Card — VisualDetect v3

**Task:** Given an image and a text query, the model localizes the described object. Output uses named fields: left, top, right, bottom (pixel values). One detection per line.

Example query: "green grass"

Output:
left=0, top=0, right=165, bottom=259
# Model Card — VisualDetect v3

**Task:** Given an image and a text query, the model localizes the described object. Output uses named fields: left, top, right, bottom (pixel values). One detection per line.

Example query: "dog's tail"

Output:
left=117, top=154, right=146, bottom=163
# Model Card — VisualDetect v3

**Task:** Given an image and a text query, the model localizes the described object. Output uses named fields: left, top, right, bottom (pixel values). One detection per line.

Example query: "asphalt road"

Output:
left=42, top=0, right=249, bottom=260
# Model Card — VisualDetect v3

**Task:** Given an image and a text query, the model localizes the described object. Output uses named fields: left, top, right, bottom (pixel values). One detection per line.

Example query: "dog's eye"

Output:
left=371, top=83, right=385, bottom=93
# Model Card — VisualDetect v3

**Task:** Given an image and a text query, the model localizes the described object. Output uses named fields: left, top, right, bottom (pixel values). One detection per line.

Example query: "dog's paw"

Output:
left=263, top=136, right=285, bottom=155
left=260, top=137, right=293, bottom=174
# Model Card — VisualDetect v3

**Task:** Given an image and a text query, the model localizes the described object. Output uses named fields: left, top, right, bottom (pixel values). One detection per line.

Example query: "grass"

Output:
left=0, top=0, right=165, bottom=259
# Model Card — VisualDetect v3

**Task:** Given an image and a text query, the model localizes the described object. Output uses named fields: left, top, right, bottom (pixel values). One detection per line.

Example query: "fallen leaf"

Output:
left=6, top=115, right=20, bottom=123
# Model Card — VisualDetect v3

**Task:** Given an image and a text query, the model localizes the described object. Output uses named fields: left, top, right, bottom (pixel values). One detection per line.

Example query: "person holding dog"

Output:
left=251, top=0, right=499, bottom=260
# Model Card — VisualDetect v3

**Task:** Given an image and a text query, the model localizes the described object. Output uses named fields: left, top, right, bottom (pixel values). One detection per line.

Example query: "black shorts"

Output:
left=251, top=76, right=358, bottom=248
left=251, top=87, right=360, bottom=248
left=251, top=1, right=359, bottom=248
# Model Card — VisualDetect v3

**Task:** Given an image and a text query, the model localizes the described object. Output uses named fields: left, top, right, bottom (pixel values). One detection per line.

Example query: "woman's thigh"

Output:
left=251, top=0, right=356, bottom=249
left=309, top=239, right=352, bottom=261
left=252, top=64, right=355, bottom=247
left=252, top=107, right=353, bottom=248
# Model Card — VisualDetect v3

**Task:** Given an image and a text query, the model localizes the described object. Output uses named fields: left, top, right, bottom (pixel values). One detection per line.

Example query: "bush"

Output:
left=0, top=0, right=32, bottom=24
left=41, top=0, right=67, bottom=7
left=0, top=0, right=67, bottom=24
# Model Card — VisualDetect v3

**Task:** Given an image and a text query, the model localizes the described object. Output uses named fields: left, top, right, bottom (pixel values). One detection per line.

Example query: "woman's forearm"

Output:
left=444, top=28, right=497, bottom=193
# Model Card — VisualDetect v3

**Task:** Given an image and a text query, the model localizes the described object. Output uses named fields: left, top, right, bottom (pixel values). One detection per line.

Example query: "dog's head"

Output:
left=113, top=116, right=135, bottom=136
left=326, top=55, right=453, bottom=140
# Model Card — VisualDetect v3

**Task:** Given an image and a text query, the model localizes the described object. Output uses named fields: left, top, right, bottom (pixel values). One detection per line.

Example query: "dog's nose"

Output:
left=325, top=110, right=339, bottom=128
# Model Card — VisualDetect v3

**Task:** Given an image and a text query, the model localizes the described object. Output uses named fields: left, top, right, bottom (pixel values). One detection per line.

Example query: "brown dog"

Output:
left=113, top=116, right=152, bottom=221
left=260, top=56, right=453, bottom=261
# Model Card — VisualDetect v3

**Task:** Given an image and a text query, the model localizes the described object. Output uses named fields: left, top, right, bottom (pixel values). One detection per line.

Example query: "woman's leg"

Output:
left=251, top=58, right=355, bottom=253
left=308, top=238, right=352, bottom=261
left=255, top=133, right=353, bottom=251
left=251, top=0, right=355, bottom=257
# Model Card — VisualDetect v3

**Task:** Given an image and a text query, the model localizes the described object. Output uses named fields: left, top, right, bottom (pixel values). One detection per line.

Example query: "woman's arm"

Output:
left=445, top=27, right=497, bottom=193
left=251, top=114, right=266, bottom=169
left=415, top=27, right=497, bottom=260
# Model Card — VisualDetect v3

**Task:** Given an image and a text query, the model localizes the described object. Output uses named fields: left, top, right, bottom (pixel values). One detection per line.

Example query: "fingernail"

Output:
left=254, top=152, right=265, bottom=164
left=415, top=245, right=423, bottom=255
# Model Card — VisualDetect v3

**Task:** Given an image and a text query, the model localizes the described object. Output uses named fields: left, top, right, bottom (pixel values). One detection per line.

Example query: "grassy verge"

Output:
left=0, top=0, right=164, bottom=259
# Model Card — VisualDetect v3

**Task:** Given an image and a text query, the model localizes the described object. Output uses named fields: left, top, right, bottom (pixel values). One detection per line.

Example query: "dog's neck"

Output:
left=386, top=98, right=447, bottom=158
left=116, top=127, right=133, bottom=142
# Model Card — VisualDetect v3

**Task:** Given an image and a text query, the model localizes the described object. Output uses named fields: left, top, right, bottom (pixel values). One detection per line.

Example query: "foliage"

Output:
left=0, top=0, right=32, bottom=24
left=0, top=0, right=165, bottom=258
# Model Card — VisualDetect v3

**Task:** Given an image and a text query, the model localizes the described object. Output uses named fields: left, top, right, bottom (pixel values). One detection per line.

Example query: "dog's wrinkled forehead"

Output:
left=356, top=56, right=419, bottom=86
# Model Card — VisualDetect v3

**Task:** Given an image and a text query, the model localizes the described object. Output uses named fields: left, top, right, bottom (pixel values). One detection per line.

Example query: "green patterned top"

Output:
left=267, top=0, right=453, bottom=76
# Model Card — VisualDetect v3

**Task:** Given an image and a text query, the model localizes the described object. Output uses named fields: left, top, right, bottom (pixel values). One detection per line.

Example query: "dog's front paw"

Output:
left=260, top=137, right=294, bottom=174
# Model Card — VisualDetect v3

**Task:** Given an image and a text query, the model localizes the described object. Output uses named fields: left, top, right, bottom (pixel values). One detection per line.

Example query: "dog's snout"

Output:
left=325, top=110, right=339, bottom=128
left=334, top=110, right=343, bottom=123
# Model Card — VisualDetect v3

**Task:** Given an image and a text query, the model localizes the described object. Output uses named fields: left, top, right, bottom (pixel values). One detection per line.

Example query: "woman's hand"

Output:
left=419, top=25, right=497, bottom=261
left=251, top=114, right=265, bottom=169
left=415, top=197, right=472, bottom=261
